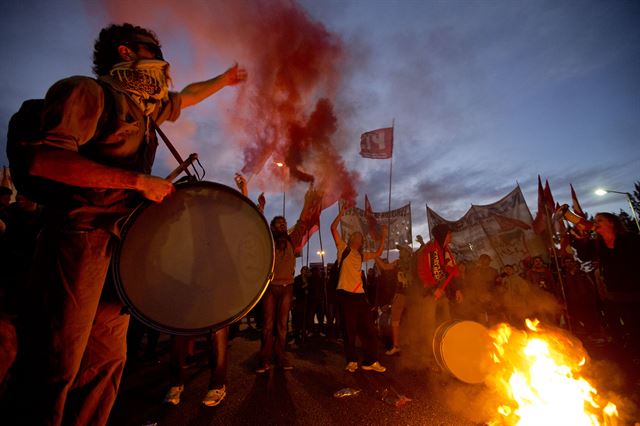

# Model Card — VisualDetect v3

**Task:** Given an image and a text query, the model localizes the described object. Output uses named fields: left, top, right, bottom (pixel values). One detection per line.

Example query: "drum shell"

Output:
left=432, top=320, right=493, bottom=384
left=112, top=181, right=274, bottom=335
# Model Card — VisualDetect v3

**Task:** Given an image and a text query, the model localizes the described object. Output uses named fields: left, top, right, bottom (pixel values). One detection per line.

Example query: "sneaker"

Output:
left=202, top=385, right=226, bottom=407
left=163, top=385, right=184, bottom=405
left=385, top=346, right=400, bottom=356
left=344, top=361, right=358, bottom=373
left=255, top=362, right=270, bottom=374
left=361, top=361, right=386, bottom=373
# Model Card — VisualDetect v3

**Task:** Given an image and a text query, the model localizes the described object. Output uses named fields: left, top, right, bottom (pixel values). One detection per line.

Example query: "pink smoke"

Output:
left=96, top=0, right=359, bottom=208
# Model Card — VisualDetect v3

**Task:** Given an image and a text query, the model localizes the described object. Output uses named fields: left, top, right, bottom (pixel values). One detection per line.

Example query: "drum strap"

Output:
left=150, top=118, right=194, bottom=178
left=337, top=247, right=351, bottom=278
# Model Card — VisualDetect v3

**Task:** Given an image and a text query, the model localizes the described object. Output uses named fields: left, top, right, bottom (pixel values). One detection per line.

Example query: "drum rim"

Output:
left=433, top=320, right=490, bottom=384
left=111, top=180, right=274, bottom=335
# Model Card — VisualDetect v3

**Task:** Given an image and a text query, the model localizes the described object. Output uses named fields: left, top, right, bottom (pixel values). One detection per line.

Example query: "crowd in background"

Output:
left=1, top=182, right=639, bottom=413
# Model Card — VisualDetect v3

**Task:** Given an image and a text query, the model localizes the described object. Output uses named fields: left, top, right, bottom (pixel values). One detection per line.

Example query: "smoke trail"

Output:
left=96, top=0, right=359, bottom=207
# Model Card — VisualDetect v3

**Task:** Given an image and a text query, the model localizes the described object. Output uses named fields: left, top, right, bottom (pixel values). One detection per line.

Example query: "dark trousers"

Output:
left=339, top=290, right=378, bottom=365
left=13, top=227, right=128, bottom=426
left=127, top=318, right=160, bottom=361
left=306, top=294, right=325, bottom=333
left=169, top=327, right=228, bottom=389
left=291, top=293, right=308, bottom=342
left=260, top=284, right=293, bottom=364
left=325, top=292, right=341, bottom=339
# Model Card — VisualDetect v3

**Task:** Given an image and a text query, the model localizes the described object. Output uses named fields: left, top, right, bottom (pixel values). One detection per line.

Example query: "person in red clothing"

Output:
left=417, top=224, right=460, bottom=298
left=573, top=212, right=640, bottom=364
left=416, top=224, right=460, bottom=363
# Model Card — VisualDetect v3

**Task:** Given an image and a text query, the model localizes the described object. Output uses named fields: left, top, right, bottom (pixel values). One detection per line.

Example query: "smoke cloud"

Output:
left=96, top=0, right=359, bottom=207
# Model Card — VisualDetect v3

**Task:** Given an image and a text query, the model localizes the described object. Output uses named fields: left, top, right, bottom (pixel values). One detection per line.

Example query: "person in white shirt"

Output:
left=331, top=204, right=387, bottom=373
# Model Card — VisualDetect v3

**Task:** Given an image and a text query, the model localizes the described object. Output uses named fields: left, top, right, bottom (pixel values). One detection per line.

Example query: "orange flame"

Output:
left=488, top=319, right=618, bottom=425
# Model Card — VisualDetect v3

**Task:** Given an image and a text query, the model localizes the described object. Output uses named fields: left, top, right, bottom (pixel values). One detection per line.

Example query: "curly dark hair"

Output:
left=92, top=23, right=161, bottom=76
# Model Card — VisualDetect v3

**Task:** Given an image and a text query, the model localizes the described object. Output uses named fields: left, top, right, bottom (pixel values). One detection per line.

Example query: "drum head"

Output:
left=433, top=320, right=492, bottom=384
left=113, top=181, right=273, bottom=335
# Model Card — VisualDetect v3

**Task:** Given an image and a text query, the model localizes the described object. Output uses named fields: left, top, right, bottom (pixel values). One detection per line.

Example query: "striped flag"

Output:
left=360, top=127, right=393, bottom=159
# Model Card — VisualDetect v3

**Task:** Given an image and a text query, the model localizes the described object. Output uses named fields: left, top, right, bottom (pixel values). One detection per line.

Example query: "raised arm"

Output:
left=234, top=173, right=265, bottom=213
left=374, top=257, right=397, bottom=271
left=331, top=203, right=348, bottom=246
left=363, top=225, right=388, bottom=262
left=234, top=173, right=249, bottom=197
left=180, top=64, right=247, bottom=109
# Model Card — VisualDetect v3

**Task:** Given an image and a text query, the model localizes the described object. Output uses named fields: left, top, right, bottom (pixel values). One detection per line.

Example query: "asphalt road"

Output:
left=109, top=326, right=488, bottom=426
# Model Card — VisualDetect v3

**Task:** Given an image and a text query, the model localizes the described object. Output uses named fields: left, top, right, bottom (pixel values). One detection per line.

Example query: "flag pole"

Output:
left=543, top=201, right=572, bottom=333
left=477, top=216, right=506, bottom=267
left=386, top=119, right=394, bottom=259
left=425, top=202, right=432, bottom=240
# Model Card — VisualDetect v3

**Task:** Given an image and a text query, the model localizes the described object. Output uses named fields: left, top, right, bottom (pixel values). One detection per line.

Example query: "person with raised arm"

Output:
left=331, top=203, right=387, bottom=373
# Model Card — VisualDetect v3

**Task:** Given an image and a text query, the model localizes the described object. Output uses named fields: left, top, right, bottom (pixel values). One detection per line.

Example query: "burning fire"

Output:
left=487, top=319, right=618, bottom=426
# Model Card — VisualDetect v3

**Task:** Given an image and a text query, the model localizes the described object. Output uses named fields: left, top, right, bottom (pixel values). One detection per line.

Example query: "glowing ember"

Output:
left=487, top=320, right=618, bottom=426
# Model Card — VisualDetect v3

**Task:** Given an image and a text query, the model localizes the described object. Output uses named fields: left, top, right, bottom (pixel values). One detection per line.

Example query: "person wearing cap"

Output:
left=9, top=23, right=246, bottom=425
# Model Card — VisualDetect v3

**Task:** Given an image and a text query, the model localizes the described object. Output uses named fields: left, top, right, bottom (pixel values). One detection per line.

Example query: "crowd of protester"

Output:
left=1, top=181, right=639, bottom=415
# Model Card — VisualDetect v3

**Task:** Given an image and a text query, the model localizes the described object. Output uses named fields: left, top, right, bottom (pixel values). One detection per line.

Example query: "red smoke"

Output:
left=97, top=0, right=359, bottom=208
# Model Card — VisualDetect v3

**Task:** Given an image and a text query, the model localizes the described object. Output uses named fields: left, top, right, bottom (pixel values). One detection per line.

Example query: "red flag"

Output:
left=532, top=176, right=547, bottom=234
left=360, top=127, right=393, bottom=159
left=364, top=194, right=380, bottom=240
left=570, top=184, right=586, bottom=218
left=294, top=189, right=323, bottom=254
left=543, top=179, right=555, bottom=213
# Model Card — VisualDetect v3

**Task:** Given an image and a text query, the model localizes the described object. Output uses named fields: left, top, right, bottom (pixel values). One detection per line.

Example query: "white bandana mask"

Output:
left=110, top=59, right=172, bottom=114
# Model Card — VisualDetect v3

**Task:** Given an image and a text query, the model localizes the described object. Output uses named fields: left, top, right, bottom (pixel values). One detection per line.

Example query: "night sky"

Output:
left=1, top=0, right=638, bottom=264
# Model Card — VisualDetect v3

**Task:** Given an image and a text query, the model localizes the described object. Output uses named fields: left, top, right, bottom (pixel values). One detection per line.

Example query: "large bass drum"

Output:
left=112, top=181, right=274, bottom=335
left=432, top=320, right=493, bottom=384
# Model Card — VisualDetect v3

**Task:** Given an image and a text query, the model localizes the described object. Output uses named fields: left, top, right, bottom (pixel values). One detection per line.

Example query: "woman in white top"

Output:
left=331, top=204, right=387, bottom=373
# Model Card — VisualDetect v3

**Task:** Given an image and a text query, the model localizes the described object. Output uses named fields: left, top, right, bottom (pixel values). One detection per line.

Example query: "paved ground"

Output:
left=109, top=327, right=490, bottom=426
left=109, top=324, right=640, bottom=426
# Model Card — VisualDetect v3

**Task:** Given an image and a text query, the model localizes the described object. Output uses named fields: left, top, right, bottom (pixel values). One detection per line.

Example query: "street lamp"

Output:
left=595, top=188, right=640, bottom=232
left=275, top=161, right=285, bottom=218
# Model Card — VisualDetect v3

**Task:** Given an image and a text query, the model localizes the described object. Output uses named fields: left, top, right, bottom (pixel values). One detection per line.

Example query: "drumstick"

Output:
left=166, top=153, right=198, bottom=182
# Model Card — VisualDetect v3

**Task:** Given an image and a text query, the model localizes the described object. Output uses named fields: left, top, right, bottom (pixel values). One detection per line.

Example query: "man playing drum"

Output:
left=10, top=23, right=246, bottom=425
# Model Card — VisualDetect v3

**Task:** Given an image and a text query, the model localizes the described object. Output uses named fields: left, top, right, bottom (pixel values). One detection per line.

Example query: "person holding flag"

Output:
left=331, top=203, right=387, bottom=373
left=256, top=186, right=322, bottom=374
